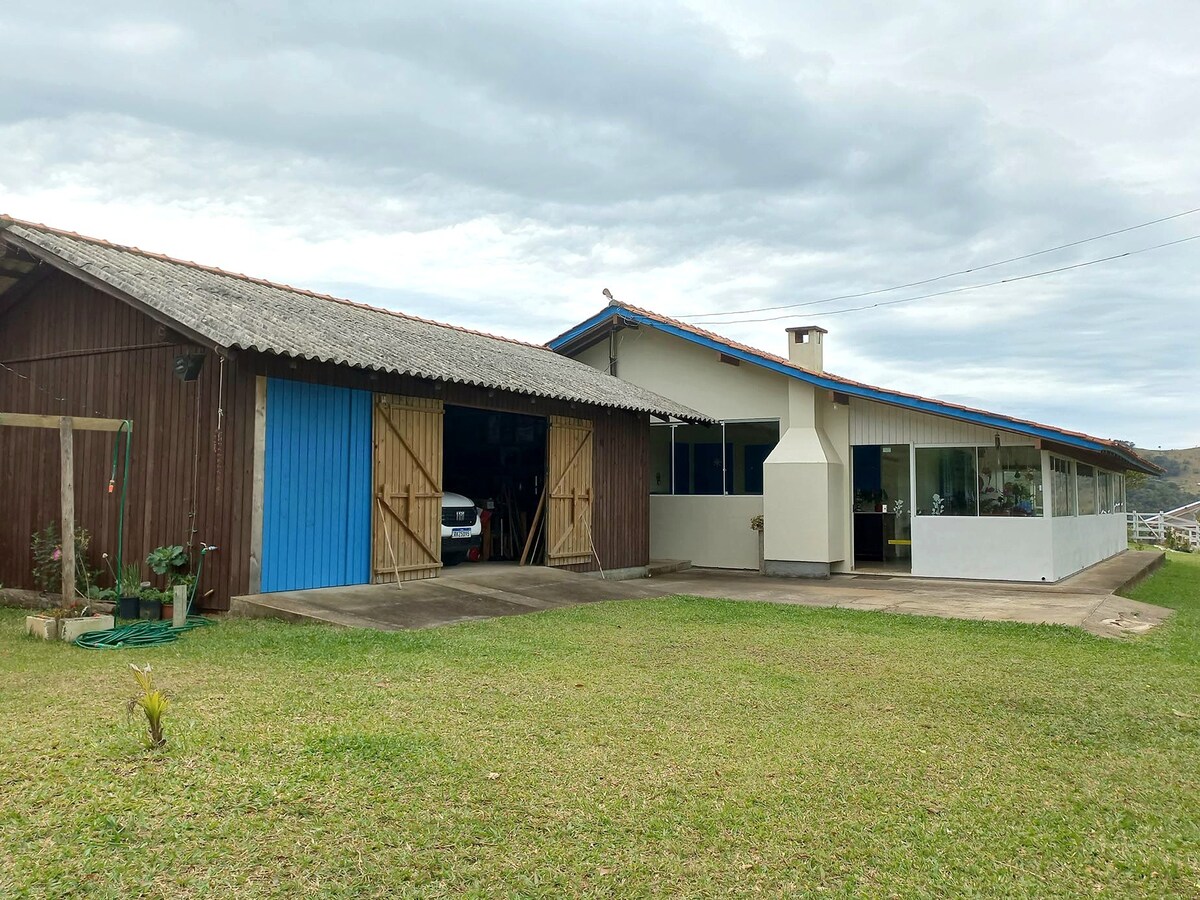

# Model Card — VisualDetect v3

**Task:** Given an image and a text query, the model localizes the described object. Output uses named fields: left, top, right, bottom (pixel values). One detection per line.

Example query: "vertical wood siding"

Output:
left=372, top=394, right=443, bottom=582
left=850, top=398, right=1036, bottom=447
left=0, top=271, right=254, bottom=610
left=546, top=415, right=594, bottom=565
left=260, top=378, right=372, bottom=592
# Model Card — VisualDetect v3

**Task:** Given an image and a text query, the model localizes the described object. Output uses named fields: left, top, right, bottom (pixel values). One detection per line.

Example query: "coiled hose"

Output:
left=74, top=616, right=214, bottom=649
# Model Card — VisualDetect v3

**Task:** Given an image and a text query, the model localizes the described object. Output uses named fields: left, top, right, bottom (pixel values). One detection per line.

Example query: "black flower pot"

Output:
left=138, top=598, right=162, bottom=621
left=117, top=596, right=140, bottom=620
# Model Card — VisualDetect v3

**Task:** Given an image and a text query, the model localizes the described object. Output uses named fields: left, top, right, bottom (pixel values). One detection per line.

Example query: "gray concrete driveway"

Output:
left=231, top=550, right=1169, bottom=639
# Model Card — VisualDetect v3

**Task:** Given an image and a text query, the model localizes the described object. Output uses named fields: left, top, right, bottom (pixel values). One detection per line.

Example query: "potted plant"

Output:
left=160, top=574, right=195, bottom=621
left=750, top=514, right=765, bottom=575
left=146, top=545, right=190, bottom=621
left=115, top=563, right=143, bottom=620
left=138, top=585, right=165, bottom=621
left=99, top=555, right=143, bottom=620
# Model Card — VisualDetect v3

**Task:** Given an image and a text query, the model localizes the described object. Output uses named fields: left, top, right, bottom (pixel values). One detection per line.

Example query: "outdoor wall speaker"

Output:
left=172, top=353, right=205, bottom=382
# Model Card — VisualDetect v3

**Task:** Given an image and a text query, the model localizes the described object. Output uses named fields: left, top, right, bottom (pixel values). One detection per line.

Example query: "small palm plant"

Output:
left=128, top=664, right=169, bottom=749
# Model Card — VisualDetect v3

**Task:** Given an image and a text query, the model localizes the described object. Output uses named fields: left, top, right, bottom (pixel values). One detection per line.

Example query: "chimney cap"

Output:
left=785, top=325, right=828, bottom=335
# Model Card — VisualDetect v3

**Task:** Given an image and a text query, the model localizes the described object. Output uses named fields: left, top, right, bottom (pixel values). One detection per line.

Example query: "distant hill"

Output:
left=1129, top=447, right=1200, bottom=513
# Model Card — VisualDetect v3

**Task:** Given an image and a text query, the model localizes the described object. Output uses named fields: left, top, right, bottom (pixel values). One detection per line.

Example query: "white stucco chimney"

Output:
left=785, top=325, right=827, bottom=373
left=762, top=322, right=846, bottom=577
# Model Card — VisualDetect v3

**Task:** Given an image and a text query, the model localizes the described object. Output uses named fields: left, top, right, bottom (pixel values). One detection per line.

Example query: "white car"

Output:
left=441, top=491, right=483, bottom=565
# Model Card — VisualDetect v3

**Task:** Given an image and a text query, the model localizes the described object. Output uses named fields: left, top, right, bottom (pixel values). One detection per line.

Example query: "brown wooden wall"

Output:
left=0, top=271, right=255, bottom=610
left=247, top=354, right=651, bottom=573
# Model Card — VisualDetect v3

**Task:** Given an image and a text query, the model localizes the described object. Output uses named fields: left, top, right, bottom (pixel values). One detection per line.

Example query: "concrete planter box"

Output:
left=23, top=614, right=115, bottom=642
left=60, top=615, right=115, bottom=643
left=25, top=615, right=58, bottom=640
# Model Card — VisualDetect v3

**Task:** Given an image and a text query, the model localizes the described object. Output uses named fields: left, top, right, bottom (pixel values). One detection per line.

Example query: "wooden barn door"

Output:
left=372, top=395, right=444, bottom=582
left=546, top=415, right=594, bottom=566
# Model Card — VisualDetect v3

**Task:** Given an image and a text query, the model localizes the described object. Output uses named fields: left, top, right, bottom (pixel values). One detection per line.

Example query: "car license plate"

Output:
left=451, top=527, right=471, bottom=538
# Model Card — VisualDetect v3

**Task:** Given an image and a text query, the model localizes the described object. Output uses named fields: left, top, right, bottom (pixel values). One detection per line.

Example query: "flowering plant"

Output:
left=30, top=522, right=96, bottom=596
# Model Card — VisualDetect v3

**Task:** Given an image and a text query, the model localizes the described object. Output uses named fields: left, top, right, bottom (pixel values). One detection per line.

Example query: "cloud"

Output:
left=0, top=0, right=1196, bottom=446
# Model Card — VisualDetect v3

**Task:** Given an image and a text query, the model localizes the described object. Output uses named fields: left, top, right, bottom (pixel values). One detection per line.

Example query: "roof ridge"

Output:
left=0, top=214, right=548, bottom=353
left=601, top=300, right=1150, bottom=460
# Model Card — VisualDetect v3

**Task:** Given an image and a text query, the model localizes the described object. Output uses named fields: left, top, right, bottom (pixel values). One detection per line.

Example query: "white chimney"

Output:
left=785, top=325, right=827, bottom=372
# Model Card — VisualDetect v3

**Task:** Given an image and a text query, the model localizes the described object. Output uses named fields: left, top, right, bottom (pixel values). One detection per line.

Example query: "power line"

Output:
left=681, top=204, right=1200, bottom=320
left=0, top=359, right=105, bottom=417
left=694, top=232, right=1200, bottom=325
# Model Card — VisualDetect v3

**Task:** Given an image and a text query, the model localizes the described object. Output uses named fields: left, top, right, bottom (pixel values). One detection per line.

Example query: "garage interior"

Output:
left=442, top=405, right=549, bottom=565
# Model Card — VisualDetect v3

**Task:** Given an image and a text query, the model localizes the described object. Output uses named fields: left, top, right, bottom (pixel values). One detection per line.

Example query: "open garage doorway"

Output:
left=442, top=406, right=548, bottom=567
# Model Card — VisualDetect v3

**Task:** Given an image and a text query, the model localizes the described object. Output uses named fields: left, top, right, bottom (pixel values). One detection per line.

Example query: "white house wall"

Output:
left=851, top=398, right=1033, bottom=447
left=1050, top=513, right=1127, bottom=580
left=576, top=328, right=790, bottom=425
left=911, top=517, right=1054, bottom=581
left=650, top=495, right=763, bottom=569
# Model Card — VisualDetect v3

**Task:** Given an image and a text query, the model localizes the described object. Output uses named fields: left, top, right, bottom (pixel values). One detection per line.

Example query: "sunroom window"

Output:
left=915, top=447, right=977, bottom=516
left=977, top=446, right=1044, bottom=517
left=1051, top=457, right=1074, bottom=516
left=1076, top=464, right=1097, bottom=515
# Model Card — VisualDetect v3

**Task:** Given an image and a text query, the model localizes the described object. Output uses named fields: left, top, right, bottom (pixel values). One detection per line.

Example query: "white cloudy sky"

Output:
left=2, top=1, right=1197, bottom=447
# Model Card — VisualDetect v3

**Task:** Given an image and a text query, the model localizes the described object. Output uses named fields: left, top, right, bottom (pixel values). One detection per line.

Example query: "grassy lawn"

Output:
left=2, top=557, right=1198, bottom=898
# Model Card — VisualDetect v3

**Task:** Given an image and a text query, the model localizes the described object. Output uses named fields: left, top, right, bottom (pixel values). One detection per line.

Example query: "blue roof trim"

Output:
left=549, top=308, right=1150, bottom=471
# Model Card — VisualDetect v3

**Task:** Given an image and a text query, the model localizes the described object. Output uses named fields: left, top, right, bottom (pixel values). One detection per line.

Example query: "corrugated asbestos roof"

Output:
left=549, top=301, right=1162, bottom=475
left=0, top=219, right=709, bottom=422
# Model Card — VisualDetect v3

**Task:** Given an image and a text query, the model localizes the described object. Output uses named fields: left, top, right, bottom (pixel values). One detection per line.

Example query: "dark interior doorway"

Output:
left=852, top=443, right=912, bottom=572
left=443, top=406, right=548, bottom=564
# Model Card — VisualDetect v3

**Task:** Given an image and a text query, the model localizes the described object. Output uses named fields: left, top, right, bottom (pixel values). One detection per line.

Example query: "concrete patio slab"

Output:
left=230, top=565, right=660, bottom=631
left=645, top=549, right=1170, bottom=638
left=229, top=550, right=1171, bottom=639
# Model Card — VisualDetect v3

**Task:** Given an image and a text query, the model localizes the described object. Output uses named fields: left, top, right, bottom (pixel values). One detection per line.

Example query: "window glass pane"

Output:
left=1099, top=472, right=1125, bottom=513
left=672, top=423, right=725, bottom=495
left=1052, top=457, right=1073, bottom=516
left=650, top=425, right=672, bottom=494
left=915, top=448, right=977, bottom=516
left=977, top=446, right=1043, bottom=516
left=1098, top=471, right=1110, bottom=514
left=725, top=421, right=780, bottom=495
left=1077, top=463, right=1097, bottom=515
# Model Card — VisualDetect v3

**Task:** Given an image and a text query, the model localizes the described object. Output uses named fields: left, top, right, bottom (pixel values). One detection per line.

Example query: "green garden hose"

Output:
left=74, top=616, right=214, bottom=650
left=108, top=421, right=133, bottom=596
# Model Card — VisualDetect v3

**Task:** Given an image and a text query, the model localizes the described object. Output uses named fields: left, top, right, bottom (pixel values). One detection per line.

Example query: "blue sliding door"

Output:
left=261, top=378, right=372, bottom=592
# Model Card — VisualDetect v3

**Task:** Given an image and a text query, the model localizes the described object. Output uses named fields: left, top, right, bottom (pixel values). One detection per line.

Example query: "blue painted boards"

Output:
left=261, top=378, right=372, bottom=592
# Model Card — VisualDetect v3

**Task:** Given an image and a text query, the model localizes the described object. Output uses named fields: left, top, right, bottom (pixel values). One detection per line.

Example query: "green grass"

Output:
left=2, top=557, right=1199, bottom=898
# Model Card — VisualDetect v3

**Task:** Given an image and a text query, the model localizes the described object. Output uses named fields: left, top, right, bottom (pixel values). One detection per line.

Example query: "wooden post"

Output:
left=519, top=486, right=548, bottom=566
left=59, top=416, right=75, bottom=602
left=0, top=412, right=129, bottom=603
left=173, top=584, right=188, bottom=628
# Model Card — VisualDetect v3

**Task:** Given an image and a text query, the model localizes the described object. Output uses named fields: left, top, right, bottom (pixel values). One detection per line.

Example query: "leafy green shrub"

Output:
left=146, top=545, right=188, bottom=579
left=30, top=522, right=97, bottom=597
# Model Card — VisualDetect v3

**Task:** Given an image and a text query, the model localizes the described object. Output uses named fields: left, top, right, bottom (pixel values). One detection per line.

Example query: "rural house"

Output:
left=0, top=219, right=704, bottom=610
left=550, top=302, right=1160, bottom=582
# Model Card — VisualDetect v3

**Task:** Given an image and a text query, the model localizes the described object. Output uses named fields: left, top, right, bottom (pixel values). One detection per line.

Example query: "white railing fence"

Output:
left=1127, top=511, right=1200, bottom=550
